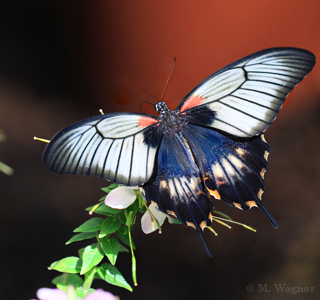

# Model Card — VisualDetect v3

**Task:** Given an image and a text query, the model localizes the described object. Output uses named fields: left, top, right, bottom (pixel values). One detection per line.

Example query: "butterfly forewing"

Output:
left=43, top=113, right=161, bottom=186
left=176, top=48, right=315, bottom=137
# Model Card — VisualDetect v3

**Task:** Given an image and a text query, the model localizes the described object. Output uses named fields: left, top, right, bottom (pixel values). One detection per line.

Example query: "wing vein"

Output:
left=87, top=135, right=104, bottom=175
left=217, top=100, right=272, bottom=124
left=239, top=87, right=285, bottom=100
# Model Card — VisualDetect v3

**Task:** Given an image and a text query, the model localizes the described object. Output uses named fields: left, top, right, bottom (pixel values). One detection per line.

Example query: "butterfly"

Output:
left=43, top=48, right=315, bottom=256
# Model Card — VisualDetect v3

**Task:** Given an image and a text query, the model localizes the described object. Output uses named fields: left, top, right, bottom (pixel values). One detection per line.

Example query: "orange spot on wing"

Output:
left=200, top=220, right=208, bottom=230
left=186, top=221, right=196, bottom=229
left=245, top=201, right=257, bottom=208
left=208, top=188, right=221, bottom=199
left=151, top=200, right=159, bottom=207
left=166, top=210, right=177, bottom=217
left=180, top=95, right=206, bottom=112
left=257, top=189, right=264, bottom=200
left=233, top=202, right=243, bottom=209
left=138, top=117, right=158, bottom=127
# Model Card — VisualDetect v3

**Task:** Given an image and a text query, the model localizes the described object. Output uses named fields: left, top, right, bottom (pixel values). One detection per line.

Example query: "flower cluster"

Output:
left=104, top=186, right=168, bottom=234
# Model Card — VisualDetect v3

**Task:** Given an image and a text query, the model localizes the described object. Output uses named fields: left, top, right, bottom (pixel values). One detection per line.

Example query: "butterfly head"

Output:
left=154, top=102, right=170, bottom=115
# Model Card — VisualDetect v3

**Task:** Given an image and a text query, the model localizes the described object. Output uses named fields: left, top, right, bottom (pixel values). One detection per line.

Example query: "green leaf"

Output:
left=74, top=217, right=104, bottom=233
left=168, top=217, right=182, bottom=224
left=49, top=257, right=82, bottom=274
left=86, top=204, right=121, bottom=215
left=138, top=206, right=147, bottom=213
left=212, top=210, right=232, bottom=220
left=126, top=201, right=139, bottom=219
left=94, top=271, right=103, bottom=280
left=115, top=226, right=135, bottom=249
left=101, top=183, right=119, bottom=194
left=119, top=213, right=127, bottom=225
left=75, top=287, right=96, bottom=298
left=66, top=232, right=97, bottom=245
left=81, top=244, right=104, bottom=275
left=100, top=237, right=119, bottom=265
left=99, top=217, right=121, bottom=238
left=119, top=243, right=129, bottom=253
left=115, top=226, right=131, bottom=248
left=78, top=248, right=85, bottom=260
left=52, top=274, right=83, bottom=292
left=97, top=263, right=132, bottom=292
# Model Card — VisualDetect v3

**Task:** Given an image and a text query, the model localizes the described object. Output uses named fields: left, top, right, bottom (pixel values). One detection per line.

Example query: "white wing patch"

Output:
left=44, top=114, right=160, bottom=186
left=96, top=115, right=156, bottom=138
left=194, top=68, right=245, bottom=101
left=179, top=48, right=315, bottom=137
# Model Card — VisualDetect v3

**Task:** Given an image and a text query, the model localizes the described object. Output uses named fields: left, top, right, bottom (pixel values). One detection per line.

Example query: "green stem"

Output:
left=125, top=210, right=137, bottom=286
left=83, top=267, right=96, bottom=290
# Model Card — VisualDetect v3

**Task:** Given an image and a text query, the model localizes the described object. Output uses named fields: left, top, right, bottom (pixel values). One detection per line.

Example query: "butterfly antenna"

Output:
left=160, top=57, right=176, bottom=102
left=115, top=74, right=159, bottom=102
left=139, top=101, right=155, bottom=112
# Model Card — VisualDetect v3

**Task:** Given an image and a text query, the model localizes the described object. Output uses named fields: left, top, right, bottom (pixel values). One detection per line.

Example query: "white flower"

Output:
left=104, top=186, right=175, bottom=234
left=104, top=186, right=137, bottom=209
left=141, top=204, right=167, bottom=234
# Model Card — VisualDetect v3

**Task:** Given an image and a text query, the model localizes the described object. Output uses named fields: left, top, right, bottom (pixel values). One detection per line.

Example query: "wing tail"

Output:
left=198, top=228, right=213, bottom=257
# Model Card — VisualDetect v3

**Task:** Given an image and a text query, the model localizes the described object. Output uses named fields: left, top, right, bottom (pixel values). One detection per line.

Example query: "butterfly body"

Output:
left=43, top=48, right=315, bottom=256
left=155, top=102, right=184, bottom=132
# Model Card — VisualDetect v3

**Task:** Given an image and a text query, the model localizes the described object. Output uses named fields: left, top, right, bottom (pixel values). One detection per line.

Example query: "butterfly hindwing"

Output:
left=140, top=131, right=214, bottom=255
left=176, top=48, right=315, bottom=137
left=181, top=123, right=277, bottom=227
left=43, top=113, right=161, bottom=186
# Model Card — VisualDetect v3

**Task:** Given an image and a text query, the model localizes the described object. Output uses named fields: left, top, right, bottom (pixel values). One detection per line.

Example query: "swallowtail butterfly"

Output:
left=43, top=48, right=315, bottom=255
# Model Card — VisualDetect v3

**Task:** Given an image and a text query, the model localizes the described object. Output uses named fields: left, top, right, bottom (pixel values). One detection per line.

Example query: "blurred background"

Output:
left=0, top=1, right=320, bottom=299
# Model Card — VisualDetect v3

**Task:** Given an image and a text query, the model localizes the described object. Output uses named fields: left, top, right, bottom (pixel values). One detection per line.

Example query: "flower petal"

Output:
left=104, top=186, right=137, bottom=209
left=84, top=289, right=119, bottom=300
left=36, top=288, right=68, bottom=300
left=141, top=204, right=167, bottom=234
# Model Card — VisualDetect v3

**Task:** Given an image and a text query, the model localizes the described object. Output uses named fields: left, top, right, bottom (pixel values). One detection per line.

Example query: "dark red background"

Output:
left=0, top=1, right=319, bottom=299
left=75, top=1, right=319, bottom=113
